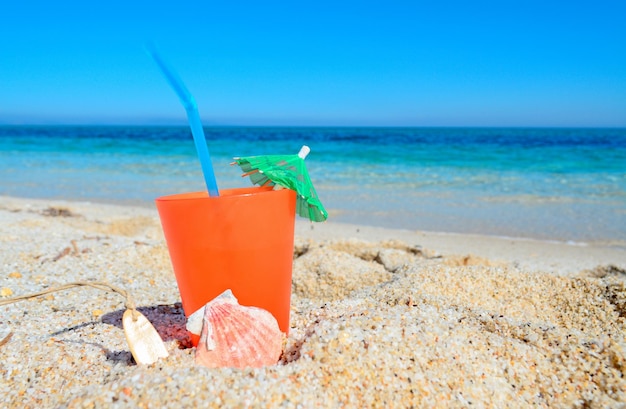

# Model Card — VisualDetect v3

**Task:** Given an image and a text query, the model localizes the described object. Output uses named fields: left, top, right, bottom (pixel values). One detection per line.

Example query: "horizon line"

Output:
left=1, top=123, right=625, bottom=130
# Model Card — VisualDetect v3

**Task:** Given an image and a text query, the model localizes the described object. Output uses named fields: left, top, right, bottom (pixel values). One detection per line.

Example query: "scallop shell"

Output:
left=194, top=289, right=283, bottom=368
left=123, top=309, right=169, bottom=365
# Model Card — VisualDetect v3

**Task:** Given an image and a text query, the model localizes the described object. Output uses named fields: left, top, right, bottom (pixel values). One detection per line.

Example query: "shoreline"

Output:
left=4, top=193, right=626, bottom=248
left=3, top=180, right=626, bottom=245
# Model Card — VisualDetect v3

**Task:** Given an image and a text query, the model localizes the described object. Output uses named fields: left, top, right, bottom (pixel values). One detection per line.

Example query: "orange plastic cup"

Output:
left=155, top=186, right=296, bottom=346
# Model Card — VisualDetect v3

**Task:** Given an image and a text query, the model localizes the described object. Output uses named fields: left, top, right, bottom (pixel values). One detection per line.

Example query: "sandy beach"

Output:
left=1, top=195, right=626, bottom=408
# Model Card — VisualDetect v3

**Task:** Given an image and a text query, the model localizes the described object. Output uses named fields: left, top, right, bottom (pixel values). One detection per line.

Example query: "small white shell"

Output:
left=194, top=289, right=283, bottom=368
left=186, top=290, right=239, bottom=336
left=186, top=306, right=205, bottom=336
left=123, top=309, right=169, bottom=365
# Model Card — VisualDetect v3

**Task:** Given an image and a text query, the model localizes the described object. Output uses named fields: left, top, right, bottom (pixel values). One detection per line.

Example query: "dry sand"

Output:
left=1, top=195, right=626, bottom=408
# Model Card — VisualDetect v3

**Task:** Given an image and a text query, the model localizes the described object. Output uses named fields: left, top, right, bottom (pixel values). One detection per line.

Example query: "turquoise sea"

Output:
left=1, top=126, right=625, bottom=244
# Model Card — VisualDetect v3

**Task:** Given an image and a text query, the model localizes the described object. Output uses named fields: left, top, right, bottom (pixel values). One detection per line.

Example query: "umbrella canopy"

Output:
left=232, top=146, right=328, bottom=222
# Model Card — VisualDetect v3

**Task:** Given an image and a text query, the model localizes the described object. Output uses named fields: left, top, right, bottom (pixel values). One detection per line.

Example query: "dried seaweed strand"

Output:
left=0, top=331, right=12, bottom=347
left=0, top=281, right=137, bottom=312
left=52, top=247, right=71, bottom=262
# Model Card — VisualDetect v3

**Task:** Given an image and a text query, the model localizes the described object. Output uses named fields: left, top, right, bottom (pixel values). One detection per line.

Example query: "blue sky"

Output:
left=1, top=1, right=625, bottom=127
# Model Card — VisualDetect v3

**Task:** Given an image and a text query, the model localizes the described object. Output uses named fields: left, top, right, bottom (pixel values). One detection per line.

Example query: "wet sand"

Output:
left=1, top=196, right=625, bottom=407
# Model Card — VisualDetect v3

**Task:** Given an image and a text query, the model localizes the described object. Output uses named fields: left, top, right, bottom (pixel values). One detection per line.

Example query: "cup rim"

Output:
left=155, top=185, right=283, bottom=202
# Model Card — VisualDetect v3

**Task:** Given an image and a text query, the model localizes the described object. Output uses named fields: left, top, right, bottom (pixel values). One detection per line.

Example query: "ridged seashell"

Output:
left=193, top=289, right=283, bottom=368
left=123, top=309, right=169, bottom=365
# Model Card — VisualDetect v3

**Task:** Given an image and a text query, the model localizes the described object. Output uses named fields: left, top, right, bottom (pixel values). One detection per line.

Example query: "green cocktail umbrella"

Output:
left=232, top=146, right=328, bottom=222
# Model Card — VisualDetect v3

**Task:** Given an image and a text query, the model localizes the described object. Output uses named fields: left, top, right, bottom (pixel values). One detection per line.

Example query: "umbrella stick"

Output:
left=241, top=169, right=260, bottom=177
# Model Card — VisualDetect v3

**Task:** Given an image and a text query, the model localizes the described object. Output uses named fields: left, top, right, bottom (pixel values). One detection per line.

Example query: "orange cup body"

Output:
left=155, top=186, right=296, bottom=345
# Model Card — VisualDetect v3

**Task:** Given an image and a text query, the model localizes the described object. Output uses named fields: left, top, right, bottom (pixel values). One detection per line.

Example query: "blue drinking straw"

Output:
left=146, top=45, right=220, bottom=196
